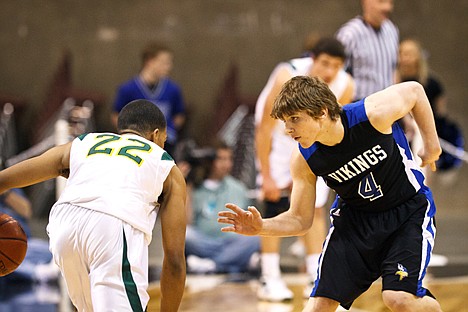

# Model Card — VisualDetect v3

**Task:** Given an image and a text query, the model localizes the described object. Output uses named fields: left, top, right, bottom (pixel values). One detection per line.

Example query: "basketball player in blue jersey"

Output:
left=0, top=100, right=187, bottom=312
left=219, top=76, right=442, bottom=311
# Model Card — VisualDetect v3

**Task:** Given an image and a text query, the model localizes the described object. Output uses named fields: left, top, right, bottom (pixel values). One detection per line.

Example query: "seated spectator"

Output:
left=184, top=141, right=260, bottom=274
left=0, top=189, right=59, bottom=283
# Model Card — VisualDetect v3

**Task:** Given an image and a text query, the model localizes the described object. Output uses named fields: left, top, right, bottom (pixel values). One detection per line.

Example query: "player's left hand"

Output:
left=218, top=204, right=263, bottom=236
left=418, top=144, right=442, bottom=172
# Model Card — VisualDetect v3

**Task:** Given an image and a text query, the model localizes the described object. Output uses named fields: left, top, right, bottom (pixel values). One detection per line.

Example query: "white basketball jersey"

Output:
left=54, top=132, right=175, bottom=243
left=255, top=57, right=351, bottom=191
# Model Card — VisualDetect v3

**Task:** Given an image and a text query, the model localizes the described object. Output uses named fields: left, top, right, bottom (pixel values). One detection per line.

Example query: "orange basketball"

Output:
left=0, top=213, right=28, bottom=276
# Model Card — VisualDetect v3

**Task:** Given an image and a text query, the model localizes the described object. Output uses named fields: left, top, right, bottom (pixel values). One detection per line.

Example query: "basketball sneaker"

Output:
left=257, top=276, right=294, bottom=302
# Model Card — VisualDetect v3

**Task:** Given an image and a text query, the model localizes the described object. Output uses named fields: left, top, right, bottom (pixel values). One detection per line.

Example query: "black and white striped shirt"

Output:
left=336, top=16, right=399, bottom=100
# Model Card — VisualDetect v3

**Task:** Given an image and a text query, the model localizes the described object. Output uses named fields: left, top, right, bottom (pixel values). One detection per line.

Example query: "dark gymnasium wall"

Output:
left=1, top=1, right=467, bottom=256
left=1, top=1, right=466, bottom=138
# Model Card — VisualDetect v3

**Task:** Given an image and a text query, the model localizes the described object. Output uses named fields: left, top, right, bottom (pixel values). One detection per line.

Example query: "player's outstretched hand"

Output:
left=218, top=203, right=263, bottom=236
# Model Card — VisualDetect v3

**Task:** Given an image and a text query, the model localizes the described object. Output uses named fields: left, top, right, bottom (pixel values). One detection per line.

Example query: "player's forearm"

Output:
left=0, top=155, right=59, bottom=193
left=410, top=84, right=441, bottom=154
left=160, top=256, right=186, bottom=312
left=260, top=210, right=311, bottom=237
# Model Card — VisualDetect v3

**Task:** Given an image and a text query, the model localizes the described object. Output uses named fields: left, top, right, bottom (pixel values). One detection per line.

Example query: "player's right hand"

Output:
left=218, top=204, right=263, bottom=236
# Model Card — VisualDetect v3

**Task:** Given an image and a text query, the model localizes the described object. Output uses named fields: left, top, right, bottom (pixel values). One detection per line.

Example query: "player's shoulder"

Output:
left=343, top=99, right=369, bottom=127
left=162, top=78, right=182, bottom=91
left=118, top=76, right=139, bottom=89
left=336, top=16, right=363, bottom=34
left=75, top=132, right=113, bottom=140
left=286, top=57, right=312, bottom=72
left=382, top=18, right=399, bottom=31
left=336, top=69, right=352, bottom=83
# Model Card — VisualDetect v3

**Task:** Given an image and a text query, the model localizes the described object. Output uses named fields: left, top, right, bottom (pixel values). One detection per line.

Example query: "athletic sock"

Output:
left=260, top=253, right=281, bottom=278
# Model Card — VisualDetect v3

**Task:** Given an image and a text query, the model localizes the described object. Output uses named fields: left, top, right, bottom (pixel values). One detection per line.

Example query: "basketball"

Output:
left=0, top=213, right=28, bottom=277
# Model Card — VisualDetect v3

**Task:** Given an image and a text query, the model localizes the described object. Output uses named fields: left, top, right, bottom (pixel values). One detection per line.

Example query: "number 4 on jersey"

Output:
left=358, top=173, right=383, bottom=201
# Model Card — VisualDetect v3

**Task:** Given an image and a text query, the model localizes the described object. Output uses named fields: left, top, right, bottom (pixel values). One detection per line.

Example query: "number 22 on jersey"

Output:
left=86, top=134, right=152, bottom=166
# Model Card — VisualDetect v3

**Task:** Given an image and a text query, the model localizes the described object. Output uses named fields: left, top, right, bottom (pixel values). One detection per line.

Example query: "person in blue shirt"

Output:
left=112, top=42, right=186, bottom=155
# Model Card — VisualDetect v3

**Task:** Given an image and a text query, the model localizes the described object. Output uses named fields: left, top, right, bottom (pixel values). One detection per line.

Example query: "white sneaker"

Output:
left=257, top=276, right=294, bottom=302
left=187, top=255, right=216, bottom=274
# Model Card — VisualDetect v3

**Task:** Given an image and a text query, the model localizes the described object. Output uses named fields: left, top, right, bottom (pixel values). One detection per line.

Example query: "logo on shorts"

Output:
left=395, top=263, right=408, bottom=281
left=332, top=208, right=341, bottom=217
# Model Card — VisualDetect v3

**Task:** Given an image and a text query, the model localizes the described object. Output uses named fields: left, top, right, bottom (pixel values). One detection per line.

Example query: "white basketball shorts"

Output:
left=47, top=203, right=149, bottom=311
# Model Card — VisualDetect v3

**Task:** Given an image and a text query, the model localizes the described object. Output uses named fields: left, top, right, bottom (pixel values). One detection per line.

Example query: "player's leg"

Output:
left=89, top=215, right=149, bottom=311
left=380, top=190, right=441, bottom=312
left=302, top=207, right=326, bottom=297
left=258, top=197, right=293, bottom=301
left=303, top=296, right=340, bottom=312
left=382, top=290, right=442, bottom=312
left=303, top=178, right=329, bottom=297
left=47, top=204, right=94, bottom=311
left=312, top=197, right=382, bottom=310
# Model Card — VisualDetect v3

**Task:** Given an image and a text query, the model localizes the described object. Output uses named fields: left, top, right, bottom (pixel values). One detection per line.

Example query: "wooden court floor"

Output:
left=147, top=273, right=468, bottom=312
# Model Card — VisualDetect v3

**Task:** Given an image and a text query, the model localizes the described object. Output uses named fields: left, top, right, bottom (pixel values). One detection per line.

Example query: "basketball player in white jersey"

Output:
left=0, top=99, right=187, bottom=312
left=255, top=37, right=354, bottom=301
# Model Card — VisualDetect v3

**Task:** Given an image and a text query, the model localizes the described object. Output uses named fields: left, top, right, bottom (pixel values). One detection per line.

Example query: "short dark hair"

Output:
left=311, top=37, right=346, bottom=60
left=117, top=99, right=167, bottom=135
left=141, top=42, right=172, bottom=66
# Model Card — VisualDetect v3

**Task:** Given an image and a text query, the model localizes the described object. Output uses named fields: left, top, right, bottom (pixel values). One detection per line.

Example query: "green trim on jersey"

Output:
left=161, top=151, right=173, bottom=161
left=122, top=229, right=144, bottom=312
left=77, top=133, right=89, bottom=141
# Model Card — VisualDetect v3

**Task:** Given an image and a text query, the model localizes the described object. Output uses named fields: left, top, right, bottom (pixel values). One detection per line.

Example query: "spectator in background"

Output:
left=397, top=38, right=464, bottom=175
left=112, top=42, right=186, bottom=155
left=184, top=141, right=260, bottom=275
left=397, top=39, right=446, bottom=118
left=0, top=189, right=58, bottom=283
left=336, top=0, right=399, bottom=100
left=254, top=37, right=354, bottom=302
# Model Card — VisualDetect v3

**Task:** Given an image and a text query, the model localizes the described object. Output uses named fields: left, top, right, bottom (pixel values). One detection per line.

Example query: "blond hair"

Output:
left=398, top=38, right=429, bottom=85
left=271, top=76, right=342, bottom=121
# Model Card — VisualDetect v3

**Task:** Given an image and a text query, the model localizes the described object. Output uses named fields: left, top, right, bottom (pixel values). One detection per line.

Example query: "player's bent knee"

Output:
left=382, top=290, right=416, bottom=311
left=303, top=297, right=340, bottom=312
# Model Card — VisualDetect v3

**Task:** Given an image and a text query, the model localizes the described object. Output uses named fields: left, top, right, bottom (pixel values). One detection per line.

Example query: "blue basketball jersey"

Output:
left=113, top=77, right=185, bottom=144
left=299, top=99, right=426, bottom=212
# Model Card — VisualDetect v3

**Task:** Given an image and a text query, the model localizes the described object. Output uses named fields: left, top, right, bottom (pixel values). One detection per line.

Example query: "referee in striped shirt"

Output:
left=336, top=0, right=399, bottom=101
